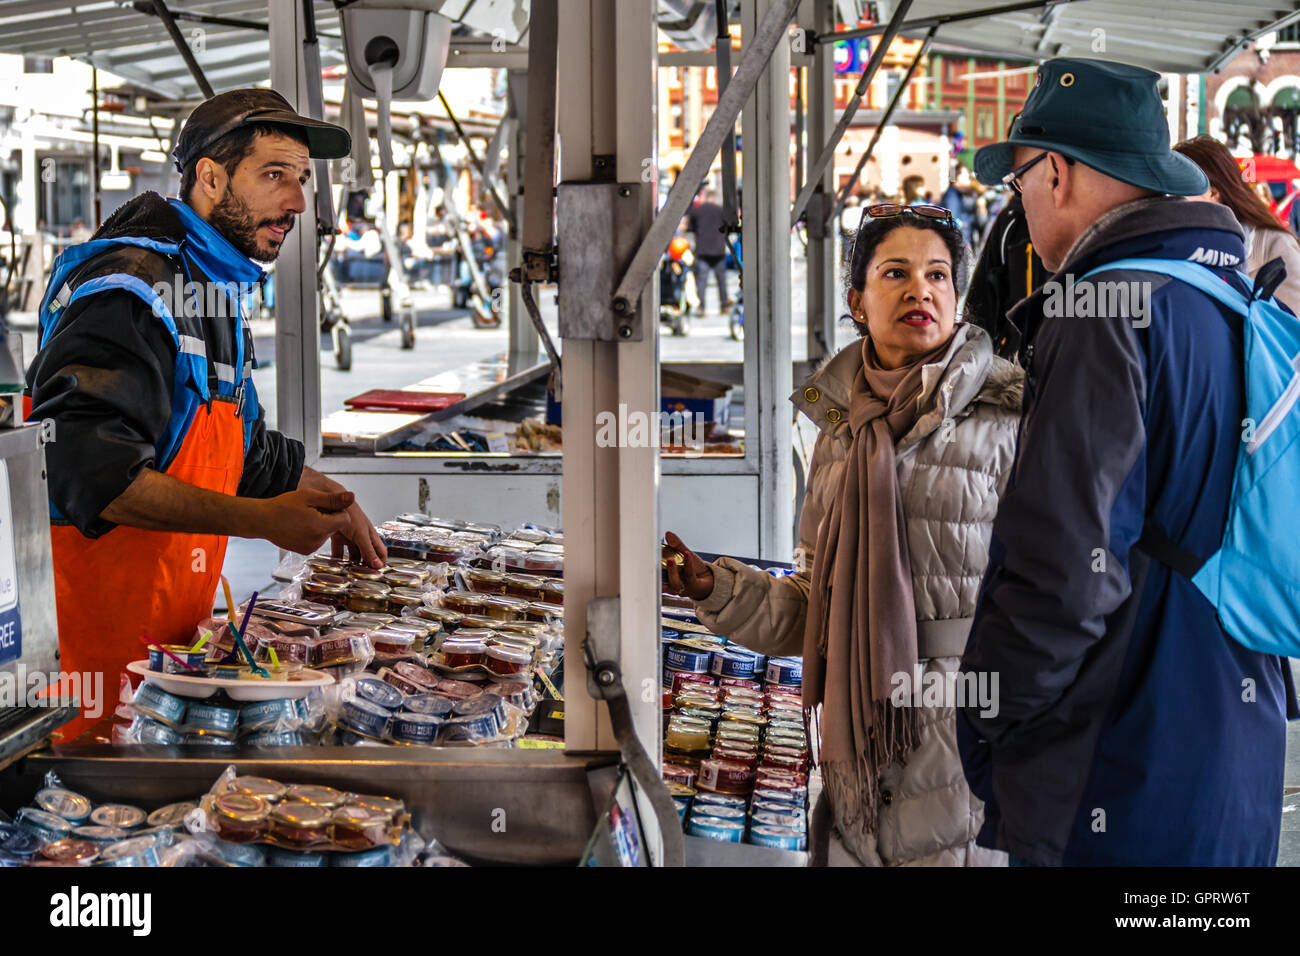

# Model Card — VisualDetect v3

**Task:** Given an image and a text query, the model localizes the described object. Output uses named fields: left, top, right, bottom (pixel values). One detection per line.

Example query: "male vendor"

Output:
left=27, top=90, right=385, bottom=735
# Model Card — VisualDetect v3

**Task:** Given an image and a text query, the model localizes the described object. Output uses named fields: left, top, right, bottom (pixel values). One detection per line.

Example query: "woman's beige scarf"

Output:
left=802, top=334, right=951, bottom=837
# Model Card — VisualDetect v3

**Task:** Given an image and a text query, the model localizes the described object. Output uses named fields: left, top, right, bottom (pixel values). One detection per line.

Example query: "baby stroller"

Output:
left=659, top=236, right=698, bottom=337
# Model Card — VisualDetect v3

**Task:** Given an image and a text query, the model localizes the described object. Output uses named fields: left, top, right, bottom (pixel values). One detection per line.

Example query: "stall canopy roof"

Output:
left=0, top=0, right=728, bottom=102
left=1, top=0, right=1298, bottom=101
left=880, top=0, right=1300, bottom=75
left=0, top=0, right=346, bottom=99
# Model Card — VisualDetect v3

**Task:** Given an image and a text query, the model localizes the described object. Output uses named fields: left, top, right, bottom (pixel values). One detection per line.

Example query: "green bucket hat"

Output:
left=973, top=57, right=1208, bottom=196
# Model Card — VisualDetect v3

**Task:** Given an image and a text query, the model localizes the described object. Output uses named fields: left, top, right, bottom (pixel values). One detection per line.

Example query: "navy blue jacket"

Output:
left=959, top=197, right=1295, bottom=866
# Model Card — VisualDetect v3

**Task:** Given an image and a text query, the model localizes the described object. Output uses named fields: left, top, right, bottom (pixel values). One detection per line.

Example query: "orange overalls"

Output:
left=49, top=399, right=245, bottom=741
left=28, top=202, right=262, bottom=741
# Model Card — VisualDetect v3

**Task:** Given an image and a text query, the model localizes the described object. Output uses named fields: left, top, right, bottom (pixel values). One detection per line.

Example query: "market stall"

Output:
left=2, top=0, right=1299, bottom=874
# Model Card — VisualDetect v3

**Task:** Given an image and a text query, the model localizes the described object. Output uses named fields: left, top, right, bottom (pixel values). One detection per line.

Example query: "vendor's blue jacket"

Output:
left=959, top=196, right=1297, bottom=866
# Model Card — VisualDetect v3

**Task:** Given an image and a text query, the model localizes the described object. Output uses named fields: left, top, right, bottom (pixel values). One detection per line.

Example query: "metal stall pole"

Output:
left=829, top=28, right=936, bottom=227
left=789, top=0, right=912, bottom=228
left=555, top=0, right=659, bottom=756
left=268, top=0, right=321, bottom=457
left=91, top=68, right=100, bottom=228
left=506, top=69, right=538, bottom=370
left=743, top=0, right=794, bottom=561
left=547, top=0, right=672, bottom=862
left=801, top=0, right=835, bottom=364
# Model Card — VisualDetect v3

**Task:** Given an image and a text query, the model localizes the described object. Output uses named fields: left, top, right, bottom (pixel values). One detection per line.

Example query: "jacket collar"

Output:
left=792, top=323, right=1002, bottom=445
left=1007, top=195, right=1245, bottom=341
left=166, top=196, right=266, bottom=289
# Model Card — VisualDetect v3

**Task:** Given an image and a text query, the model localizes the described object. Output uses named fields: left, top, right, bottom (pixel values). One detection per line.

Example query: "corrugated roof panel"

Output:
left=880, top=0, right=1300, bottom=73
left=0, top=0, right=1298, bottom=100
left=0, top=0, right=342, bottom=97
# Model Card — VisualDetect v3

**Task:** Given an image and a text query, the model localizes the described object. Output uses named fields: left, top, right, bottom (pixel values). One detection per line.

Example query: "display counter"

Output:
left=1, top=738, right=618, bottom=866
left=317, top=358, right=767, bottom=556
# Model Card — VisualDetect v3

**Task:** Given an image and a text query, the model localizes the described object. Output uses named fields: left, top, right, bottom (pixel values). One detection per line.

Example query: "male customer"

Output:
left=686, top=187, right=732, bottom=311
left=958, top=58, right=1295, bottom=866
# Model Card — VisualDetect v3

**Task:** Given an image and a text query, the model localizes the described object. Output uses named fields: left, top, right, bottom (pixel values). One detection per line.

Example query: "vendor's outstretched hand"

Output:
left=329, top=498, right=387, bottom=569
left=260, top=489, right=354, bottom=556
left=663, top=531, right=715, bottom=601
left=296, top=466, right=387, bottom=568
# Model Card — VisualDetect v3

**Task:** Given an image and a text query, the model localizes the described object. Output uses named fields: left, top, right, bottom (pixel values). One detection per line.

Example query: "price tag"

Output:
left=486, top=432, right=510, bottom=454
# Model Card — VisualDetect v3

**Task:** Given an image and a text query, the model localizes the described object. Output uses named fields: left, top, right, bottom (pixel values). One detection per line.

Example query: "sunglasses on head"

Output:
left=850, top=202, right=958, bottom=266
left=863, top=202, right=956, bottom=226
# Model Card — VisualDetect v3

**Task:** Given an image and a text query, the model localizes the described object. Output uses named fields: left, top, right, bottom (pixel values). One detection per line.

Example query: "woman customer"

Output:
left=1174, top=135, right=1300, bottom=313
left=665, top=204, right=1022, bottom=867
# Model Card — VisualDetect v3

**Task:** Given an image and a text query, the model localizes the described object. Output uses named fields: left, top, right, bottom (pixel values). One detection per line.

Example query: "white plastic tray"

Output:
left=126, top=660, right=334, bottom=701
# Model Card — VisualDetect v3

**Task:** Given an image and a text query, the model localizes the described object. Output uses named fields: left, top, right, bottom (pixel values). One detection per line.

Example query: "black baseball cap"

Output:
left=172, top=88, right=351, bottom=174
left=974, top=58, right=1207, bottom=196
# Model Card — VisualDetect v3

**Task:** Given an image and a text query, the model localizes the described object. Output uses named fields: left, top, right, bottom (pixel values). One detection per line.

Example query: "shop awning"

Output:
left=869, top=0, right=1300, bottom=75
left=1273, top=86, right=1300, bottom=108
left=1226, top=85, right=1262, bottom=109
left=1240, top=154, right=1300, bottom=183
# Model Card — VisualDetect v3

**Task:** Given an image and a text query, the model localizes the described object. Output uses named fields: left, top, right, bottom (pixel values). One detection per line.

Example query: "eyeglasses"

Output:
left=1002, top=151, right=1075, bottom=194
left=863, top=202, right=956, bottom=226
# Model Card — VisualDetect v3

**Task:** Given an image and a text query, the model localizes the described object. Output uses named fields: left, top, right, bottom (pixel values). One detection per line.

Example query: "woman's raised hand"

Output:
left=662, top=531, right=715, bottom=601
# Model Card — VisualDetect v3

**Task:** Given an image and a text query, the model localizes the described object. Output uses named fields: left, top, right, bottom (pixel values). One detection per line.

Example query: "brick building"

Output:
left=657, top=34, right=1037, bottom=200
left=1202, top=25, right=1300, bottom=158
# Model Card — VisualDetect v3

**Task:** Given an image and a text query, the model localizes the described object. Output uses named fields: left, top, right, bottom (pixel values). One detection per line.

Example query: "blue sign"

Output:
left=858, top=39, right=874, bottom=71
left=0, top=464, right=21, bottom=666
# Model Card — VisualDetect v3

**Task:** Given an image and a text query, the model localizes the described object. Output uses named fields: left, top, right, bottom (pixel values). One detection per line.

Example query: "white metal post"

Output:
left=268, top=0, right=322, bottom=462
left=612, top=0, right=662, bottom=778
left=743, top=0, right=794, bottom=560
left=557, top=0, right=661, bottom=769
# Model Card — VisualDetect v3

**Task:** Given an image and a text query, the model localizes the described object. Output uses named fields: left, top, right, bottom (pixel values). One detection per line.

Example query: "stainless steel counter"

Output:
left=1, top=736, right=620, bottom=866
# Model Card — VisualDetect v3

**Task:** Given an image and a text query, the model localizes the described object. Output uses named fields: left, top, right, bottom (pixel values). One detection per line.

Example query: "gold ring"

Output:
left=1061, top=73, right=1075, bottom=87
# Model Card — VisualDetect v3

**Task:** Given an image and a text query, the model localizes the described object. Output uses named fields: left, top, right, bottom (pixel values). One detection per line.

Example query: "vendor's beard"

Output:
left=209, top=188, right=292, bottom=263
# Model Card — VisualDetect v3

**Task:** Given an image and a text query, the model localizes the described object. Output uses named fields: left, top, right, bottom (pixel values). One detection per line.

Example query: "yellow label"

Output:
left=536, top=666, right=563, bottom=701
left=517, top=738, right=565, bottom=749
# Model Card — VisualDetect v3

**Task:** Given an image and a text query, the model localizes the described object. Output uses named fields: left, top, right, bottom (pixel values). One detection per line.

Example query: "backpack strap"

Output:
left=1253, top=256, right=1288, bottom=302
left=1135, top=522, right=1204, bottom=580
left=1080, top=257, right=1251, bottom=317
left=1081, top=256, right=1249, bottom=583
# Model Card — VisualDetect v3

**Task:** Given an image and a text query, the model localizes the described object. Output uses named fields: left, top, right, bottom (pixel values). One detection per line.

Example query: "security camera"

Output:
left=341, top=8, right=453, bottom=100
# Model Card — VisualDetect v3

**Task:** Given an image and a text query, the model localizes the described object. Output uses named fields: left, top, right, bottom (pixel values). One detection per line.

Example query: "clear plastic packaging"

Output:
left=185, top=766, right=415, bottom=862
left=369, top=628, right=417, bottom=657
left=440, top=590, right=487, bottom=615
left=439, top=638, right=487, bottom=669
left=485, top=644, right=531, bottom=677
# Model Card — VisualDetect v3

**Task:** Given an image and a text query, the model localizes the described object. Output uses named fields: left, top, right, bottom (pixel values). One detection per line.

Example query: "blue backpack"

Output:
left=1080, top=256, right=1300, bottom=657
